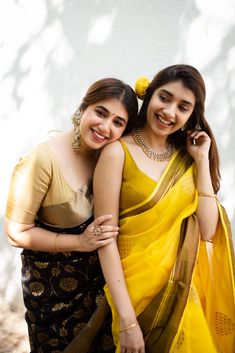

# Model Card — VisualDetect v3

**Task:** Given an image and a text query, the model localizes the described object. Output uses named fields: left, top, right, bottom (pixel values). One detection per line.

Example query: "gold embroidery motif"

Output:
left=48, top=338, right=59, bottom=347
left=33, top=269, right=41, bottom=279
left=118, top=238, right=134, bottom=259
left=95, top=292, right=103, bottom=306
left=64, top=265, right=75, bottom=272
left=29, top=282, right=44, bottom=296
left=59, top=277, right=78, bottom=291
left=59, top=327, right=68, bottom=337
left=34, top=261, right=49, bottom=269
left=172, top=330, right=184, bottom=351
left=214, top=312, right=235, bottom=335
left=24, top=269, right=31, bottom=280
left=51, top=267, right=61, bottom=277
left=52, top=303, right=69, bottom=312
left=181, top=174, right=194, bottom=195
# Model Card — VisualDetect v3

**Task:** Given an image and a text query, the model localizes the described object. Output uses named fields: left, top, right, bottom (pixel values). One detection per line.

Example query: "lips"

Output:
left=91, top=129, right=108, bottom=142
left=155, top=114, right=173, bottom=128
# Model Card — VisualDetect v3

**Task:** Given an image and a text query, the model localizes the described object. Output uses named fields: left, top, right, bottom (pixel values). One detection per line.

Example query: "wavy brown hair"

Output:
left=133, top=64, right=220, bottom=193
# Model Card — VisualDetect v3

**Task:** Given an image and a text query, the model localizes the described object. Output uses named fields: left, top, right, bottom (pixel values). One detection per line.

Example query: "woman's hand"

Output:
left=120, top=323, right=145, bottom=353
left=186, top=129, right=211, bottom=162
left=78, top=214, right=118, bottom=252
left=4, top=215, right=118, bottom=252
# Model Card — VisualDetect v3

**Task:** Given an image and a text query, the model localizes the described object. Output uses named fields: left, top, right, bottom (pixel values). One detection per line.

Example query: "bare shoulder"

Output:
left=100, top=140, right=124, bottom=161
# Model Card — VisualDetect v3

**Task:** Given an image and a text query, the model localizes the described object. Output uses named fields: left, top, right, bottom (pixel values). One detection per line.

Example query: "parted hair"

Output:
left=135, top=64, right=220, bottom=193
left=79, top=78, right=138, bottom=135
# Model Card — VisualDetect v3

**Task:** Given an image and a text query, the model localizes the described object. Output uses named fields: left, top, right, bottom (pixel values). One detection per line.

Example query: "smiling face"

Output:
left=146, top=80, right=196, bottom=138
left=79, top=98, right=129, bottom=150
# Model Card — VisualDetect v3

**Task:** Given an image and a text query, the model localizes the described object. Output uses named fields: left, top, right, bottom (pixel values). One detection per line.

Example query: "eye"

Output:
left=113, top=119, right=124, bottom=127
left=179, top=105, right=188, bottom=112
left=95, top=109, right=105, bottom=118
left=159, top=94, right=168, bottom=102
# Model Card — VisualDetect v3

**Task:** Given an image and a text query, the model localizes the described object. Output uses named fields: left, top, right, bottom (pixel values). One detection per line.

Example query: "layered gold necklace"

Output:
left=132, top=129, right=175, bottom=162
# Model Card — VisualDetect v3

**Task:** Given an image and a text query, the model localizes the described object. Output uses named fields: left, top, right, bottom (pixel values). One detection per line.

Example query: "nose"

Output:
left=99, top=119, right=111, bottom=134
left=163, top=104, right=176, bottom=119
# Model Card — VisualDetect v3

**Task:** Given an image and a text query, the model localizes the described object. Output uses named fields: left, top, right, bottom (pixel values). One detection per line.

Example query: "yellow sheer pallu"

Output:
left=105, top=150, right=235, bottom=353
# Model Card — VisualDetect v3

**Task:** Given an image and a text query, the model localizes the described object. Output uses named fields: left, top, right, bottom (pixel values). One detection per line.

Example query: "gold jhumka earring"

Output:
left=72, top=111, right=81, bottom=154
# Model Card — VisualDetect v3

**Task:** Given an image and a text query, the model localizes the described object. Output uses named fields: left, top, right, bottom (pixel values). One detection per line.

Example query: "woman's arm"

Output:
left=194, top=156, right=219, bottom=241
left=5, top=143, right=118, bottom=252
left=187, top=130, right=219, bottom=241
left=4, top=215, right=118, bottom=252
left=93, top=142, right=145, bottom=352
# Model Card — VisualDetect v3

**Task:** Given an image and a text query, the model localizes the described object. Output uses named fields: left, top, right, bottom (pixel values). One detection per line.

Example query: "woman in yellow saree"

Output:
left=93, top=65, right=235, bottom=353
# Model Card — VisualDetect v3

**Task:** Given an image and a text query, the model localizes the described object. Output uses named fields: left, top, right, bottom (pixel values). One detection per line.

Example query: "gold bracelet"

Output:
left=55, top=233, right=60, bottom=252
left=202, top=238, right=213, bottom=243
left=120, top=322, right=138, bottom=333
left=198, top=192, right=215, bottom=199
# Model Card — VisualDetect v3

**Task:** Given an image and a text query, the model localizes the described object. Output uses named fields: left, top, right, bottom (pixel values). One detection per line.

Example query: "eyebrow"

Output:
left=160, top=89, right=194, bottom=107
left=96, top=105, right=127, bottom=123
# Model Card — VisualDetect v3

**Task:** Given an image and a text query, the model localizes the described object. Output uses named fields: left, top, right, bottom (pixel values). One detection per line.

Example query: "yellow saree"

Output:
left=105, top=141, right=235, bottom=353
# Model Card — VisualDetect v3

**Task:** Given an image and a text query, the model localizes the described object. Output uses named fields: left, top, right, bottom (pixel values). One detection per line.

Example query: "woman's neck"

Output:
left=140, top=126, right=169, bottom=151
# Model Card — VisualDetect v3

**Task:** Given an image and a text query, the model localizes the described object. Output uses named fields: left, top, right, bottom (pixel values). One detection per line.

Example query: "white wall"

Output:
left=1, top=0, right=235, bottom=303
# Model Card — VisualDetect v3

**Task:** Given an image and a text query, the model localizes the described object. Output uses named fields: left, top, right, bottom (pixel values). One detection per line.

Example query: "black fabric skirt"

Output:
left=21, top=218, right=115, bottom=353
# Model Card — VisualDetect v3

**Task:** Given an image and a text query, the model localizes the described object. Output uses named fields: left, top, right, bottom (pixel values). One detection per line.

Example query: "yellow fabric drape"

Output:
left=105, top=149, right=235, bottom=353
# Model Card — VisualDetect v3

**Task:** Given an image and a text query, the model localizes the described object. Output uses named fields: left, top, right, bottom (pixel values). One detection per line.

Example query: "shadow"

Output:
left=0, top=0, right=185, bottom=302
left=0, top=0, right=234, bottom=307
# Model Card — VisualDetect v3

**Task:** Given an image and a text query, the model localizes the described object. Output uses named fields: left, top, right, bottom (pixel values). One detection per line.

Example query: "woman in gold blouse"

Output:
left=4, top=78, right=138, bottom=353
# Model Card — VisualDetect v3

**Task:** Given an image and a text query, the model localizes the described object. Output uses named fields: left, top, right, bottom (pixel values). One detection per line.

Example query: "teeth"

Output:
left=157, top=115, right=171, bottom=125
left=93, top=130, right=106, bottom=140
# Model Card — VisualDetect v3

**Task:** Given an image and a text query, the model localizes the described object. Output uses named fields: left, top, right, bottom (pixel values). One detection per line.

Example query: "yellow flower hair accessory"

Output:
left=135, top=76, right=150, bottom=100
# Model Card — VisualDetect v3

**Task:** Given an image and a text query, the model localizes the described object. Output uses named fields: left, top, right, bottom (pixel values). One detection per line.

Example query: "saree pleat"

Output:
left=138, top=215, right=200, bottom=352
left=105, top=146, right=235, bottom=353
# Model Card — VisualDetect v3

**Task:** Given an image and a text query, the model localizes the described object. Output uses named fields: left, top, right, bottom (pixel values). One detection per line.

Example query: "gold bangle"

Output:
left=55, top=233, right=60, bottom=252
left=120, top=322, right=138, bottom=333
left=202, top=238, right=213, bottom=243
left=198, top=193, right=215, bottom=198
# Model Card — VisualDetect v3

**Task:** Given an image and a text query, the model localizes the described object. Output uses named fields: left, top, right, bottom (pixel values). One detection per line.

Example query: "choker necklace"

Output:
left=132, top=129, right=175, bottom=162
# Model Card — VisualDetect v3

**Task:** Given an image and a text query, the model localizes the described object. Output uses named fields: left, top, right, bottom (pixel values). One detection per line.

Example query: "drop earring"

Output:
left=72, top=111, right=81, bottom=154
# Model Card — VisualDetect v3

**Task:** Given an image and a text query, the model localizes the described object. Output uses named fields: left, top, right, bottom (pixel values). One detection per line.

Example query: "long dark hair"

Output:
left=134, top=64, right=220, bottom=193
left=79, top=78, right=138, bottom=134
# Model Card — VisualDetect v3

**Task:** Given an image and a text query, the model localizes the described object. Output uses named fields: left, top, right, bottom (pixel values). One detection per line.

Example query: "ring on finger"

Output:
left=92, top=225, right=102, bottom=237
